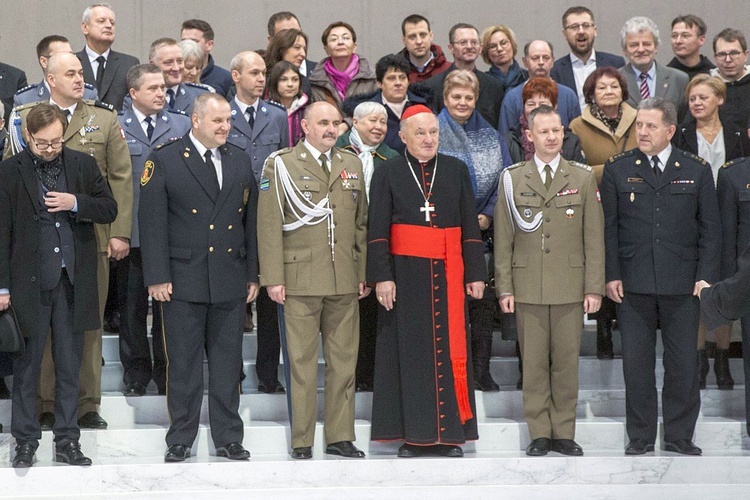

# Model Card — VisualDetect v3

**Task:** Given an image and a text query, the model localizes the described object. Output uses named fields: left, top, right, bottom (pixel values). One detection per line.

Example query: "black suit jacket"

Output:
left=0, top=148, right=117, bottom=338
left=673, top=119, right=750, bottom=163
left=551, top=51, right=626, bottom=94
left=0, top=61, right=28, bottom=123
left=77, top=48, right=139, bottom=110
left=701, top=243, right=750, bottom=330
left=139, top=135, right=258, bottom=304
left=716, top=157, right=750, bottom=280
left=601, top=148, right=721, bottom=295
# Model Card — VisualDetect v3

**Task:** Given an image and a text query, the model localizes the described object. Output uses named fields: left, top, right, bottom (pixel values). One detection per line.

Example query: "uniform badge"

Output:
left=259, top=176, right=270, bottom=191
left=303, top=191, right=312, bottom=200
left=141, top=160, right=155, bottom=186
left=125, top=118, right=132, bottom=124
left=523, top=208, right=532, bottom=218
left=231, top=109, right=237, bottom=116
left=566, top=208, right=575, bottom=219
left=119, top=126, right=125, bottom=140
left=243, top=188, right=249, bottom=204
left=352, top=190, right=358, bottom=202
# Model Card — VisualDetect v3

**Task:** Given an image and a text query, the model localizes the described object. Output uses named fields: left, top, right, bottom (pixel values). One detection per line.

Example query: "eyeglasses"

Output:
left=452, top=39, right=480, bottom=48
left=715, top=50, right=744, bottom=60
left=488, top=39, right=511, bottom=51
left=28, top=134, right=64, bottom=150
left=565, top=22, right=595, bottom=32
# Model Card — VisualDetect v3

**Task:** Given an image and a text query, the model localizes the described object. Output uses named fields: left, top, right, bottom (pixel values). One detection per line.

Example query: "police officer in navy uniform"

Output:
left=15, top=35, right=98, bottom=108
left=601, top=98, right=721, bottom=456
left=715, top=156, right=750, bottom=437
left=122, top=38, right=212, bottom=114
left=117, top=64, right=191, bottom=396
left=139, top=93, right=259, bottom=462
left=227, top=51, right=289, bottom=393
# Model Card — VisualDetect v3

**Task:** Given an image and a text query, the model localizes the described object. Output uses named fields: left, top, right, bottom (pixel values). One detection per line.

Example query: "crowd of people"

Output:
left=1, top=3, right=750, bottom=468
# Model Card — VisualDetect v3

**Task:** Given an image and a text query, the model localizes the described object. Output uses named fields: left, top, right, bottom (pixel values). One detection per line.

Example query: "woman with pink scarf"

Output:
left=309, top=21, right=377, bottom=134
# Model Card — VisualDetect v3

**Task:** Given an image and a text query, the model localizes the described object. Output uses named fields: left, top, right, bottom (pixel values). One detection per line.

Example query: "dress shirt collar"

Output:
left=85, top=44, right=111, bottom=63
left=303, top=139, right=331, bottom=164
left=189, top=130, right=220, bottom=161
left=534, top=153, right=561, bottom=177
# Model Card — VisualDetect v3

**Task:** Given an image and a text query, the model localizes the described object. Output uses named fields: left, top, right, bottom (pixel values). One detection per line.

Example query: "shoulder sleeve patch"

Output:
left=140, top=160, right=154, bottom=186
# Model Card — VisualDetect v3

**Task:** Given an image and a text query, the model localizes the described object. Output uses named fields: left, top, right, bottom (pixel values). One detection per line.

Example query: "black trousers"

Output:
left=619, top=292, right=701, bottom=443
left=162, top=297, right=245, bottom=448
left=255, top=287, right=281, bottom=385
left=116, top=249, right=166, bottom=390
left=356, top=292, right=378, bottom=385
left=12, top=271, right=83, bottom=448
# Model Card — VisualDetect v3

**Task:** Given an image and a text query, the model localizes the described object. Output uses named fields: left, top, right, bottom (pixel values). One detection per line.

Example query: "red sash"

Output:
left=390, top=223, right=473, bottom=424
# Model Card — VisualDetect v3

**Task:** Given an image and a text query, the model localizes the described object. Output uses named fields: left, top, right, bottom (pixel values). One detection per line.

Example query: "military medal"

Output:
left=304, top=191, right=312, bottom=200
left=405, top=156, right=438, bottom=222
left=566, top=208, right=575, bottom=218
left=523, top=208, right=532, bottom=218
left=630, top=192, right=635, bottom=202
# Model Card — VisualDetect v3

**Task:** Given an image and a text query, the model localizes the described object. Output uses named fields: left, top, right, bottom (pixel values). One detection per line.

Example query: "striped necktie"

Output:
left=639, top=72, right=650, bottom=100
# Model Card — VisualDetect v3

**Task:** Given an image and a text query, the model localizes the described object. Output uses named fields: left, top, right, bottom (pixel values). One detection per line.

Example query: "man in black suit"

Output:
left=601, top=98, right=721, bottom=456
left=0, top=104, right=117, bottom=468
left=76, top=4, right=139, bottom=110
left=551, top=6, right=626, bottom=112
left=0, top=61, right=27, bottom=124
left=139, top=93, right=259, bottom=462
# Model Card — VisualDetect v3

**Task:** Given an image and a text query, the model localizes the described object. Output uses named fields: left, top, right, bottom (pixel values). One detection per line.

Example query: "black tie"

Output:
left=145, top=117, right=154, bottom=140
left=95, top=55, right=106, bottom=93
left=246, top=106, right=255, bottom=129
left=204, top=150, right=220, bottom=193
left=167, top=89, right=176, bottom=110
left=652, top=156, right=662, bottom=179
left=63, top=109, right=71, bottom=122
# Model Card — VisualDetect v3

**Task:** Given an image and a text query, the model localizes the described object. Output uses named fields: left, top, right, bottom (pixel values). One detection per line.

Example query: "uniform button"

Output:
left=31, top=276, right=36, bottom=282
left=228, top=248, right=232, bottom=253
left=209, top=224, right=214, bottom=230
left=545, top=203, right=550, bottom=207
left=209, top=246, right=214, bottom=252
left=655, top=239, right=660, bottom=244
left=331, top=204, right=336, bottom=209
left=544, top=233, right=550, bottom=238
left=55, top=222, right=61, bottom=228
left=545, top=217, right=550, bottom=222
left=330, top=187, right=334, bottom=192
left=238, top=208, right=243, bottom=213
left=656, top=223, right=660, bottom=228
left=54, top=247, right=60, bottom=253
left=545, top=248, right=550, bottom=253
left=228, top=225, right=233, bottom=230
left=192, top=209, right=198, bottom=214
left=32, top=247, right=37, bottom=252
left=33, top=215, right=39, bottom=221
left=655, top=208, right=660, bottom=212
left=657, top=192, right=661, bottom=197
left=305, top=184, right=309, bottom=188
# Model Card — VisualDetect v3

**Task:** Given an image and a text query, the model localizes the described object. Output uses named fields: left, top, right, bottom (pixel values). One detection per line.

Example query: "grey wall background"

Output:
left=1, top=1, right=748, bottom=79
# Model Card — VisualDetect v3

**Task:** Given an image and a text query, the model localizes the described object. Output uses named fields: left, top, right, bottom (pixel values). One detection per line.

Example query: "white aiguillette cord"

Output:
left=502, top=169, right=543, bottom=233
left=272, top=154, right=336, bottom=261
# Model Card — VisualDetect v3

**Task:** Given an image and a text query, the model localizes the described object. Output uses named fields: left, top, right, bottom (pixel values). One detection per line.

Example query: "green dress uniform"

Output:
left=7, top=98, right=133, bottom=417
left=494, top=157, right=604, bottom=441
left=257, top=140, right=367, bottom=450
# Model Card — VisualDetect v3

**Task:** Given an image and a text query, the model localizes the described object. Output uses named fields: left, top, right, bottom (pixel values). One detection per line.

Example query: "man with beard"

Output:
left=367, top=104, right=485, bottom=457
left=551, top=6, right=625, bottom=112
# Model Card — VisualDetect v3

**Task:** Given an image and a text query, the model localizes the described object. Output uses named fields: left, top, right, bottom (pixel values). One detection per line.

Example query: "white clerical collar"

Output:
left=303, top=140, right=331, bottom=164
left=189, top=130, right=220, bottom=161
left=534, top=153, right=561, bottom=177
left=85, top=45, right=111, bottom=63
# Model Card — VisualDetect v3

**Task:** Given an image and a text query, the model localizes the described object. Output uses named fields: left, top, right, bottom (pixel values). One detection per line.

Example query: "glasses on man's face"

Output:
left=565, top=22, right=595, bottom=32
left=452, top=39, right=480, bottom=48
left=29, top=134, right=64, bottom=150
left=715, top=50, right=744, bottom=60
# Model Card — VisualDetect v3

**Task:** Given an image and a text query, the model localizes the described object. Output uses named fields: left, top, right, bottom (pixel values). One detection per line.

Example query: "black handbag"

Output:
left=0, top=305, right=25, bottom=357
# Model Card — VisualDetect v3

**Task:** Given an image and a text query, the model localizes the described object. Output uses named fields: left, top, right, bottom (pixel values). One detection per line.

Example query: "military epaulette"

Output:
left=84, top=82, right=96, bottom=90
left=10, top=102, right=39, bottom=112
left=14, top=83, right=39, bottom=95
left=608, top=149, right=635, bottom=164
left=569, top=161, right=592, bottom=172
left=184, top=81, right=214, bottom=92
left=155, top=137, right=182, bottom=150
left=268, top=147, right=294, bottom=159
left=166, top=108, right=187, bottom=116
left=82, top=99, right=115, bottom=111
left=506, top=161, right=526, bottom=170
left=264, top=99, right=286, bottom=111
left=680, top=150, right=707, bottom=165
left=721, top=157, right=748, bottom=169
left=337, top=147, right=359, bottom=157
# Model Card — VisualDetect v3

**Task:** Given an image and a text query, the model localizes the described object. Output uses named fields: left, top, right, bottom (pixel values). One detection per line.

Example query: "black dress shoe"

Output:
left=0, top=378, right=10, bottom=399
left=12, top=444, right=36, bottom=468
left=625, top=439, right=655, bottom=455
left=291, top=446, right=312, bottom=459
left=257, top=381, right=285, bottom=394
left=216, top=442, right=250, bottom=460
left=55, top=441, right=92, bottom=466
left=664, top=439, right=702, bottom=456
left=123, top=382, right=147, bottom=397
left=397, top=443, right=422, bottom=458
left=164, top=444, right=191, bottom=462
left=432, top=444, right=464, bottom=457
left=39, top=411, right=55, bottom=431
left=551, top=439, right=583, bottom=456
left=325, top=440, right=365, bottom=458
left=525, top=437, right=551, bottom=456
left=78, top=411, right=108, bottom=429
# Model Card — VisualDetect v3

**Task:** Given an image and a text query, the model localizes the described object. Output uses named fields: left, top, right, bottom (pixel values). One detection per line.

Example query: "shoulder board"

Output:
left=155, top=137, right=182, bottom=150
left=264, top=100, right=286, bottom=110
left=84, top=82, right=96, bottom=90
left=721, top=157, right=748, bottom=169
left=337, top=147, right=358, bottom=157
left=269, top=147, right=294, bottom=159
left=184, top=82, right=213, bottom=92
left=14, top=83, right=39, bottom=94
left=82, top=99, right=114, bottom=111
left=11, top=102, right=39, bottom=113
left=608, top=149, right=635, bottom=164
left=506, top=161, right=526, bottom=170
left=569, top=161, right=592, bottom=172
left=680, top=150, right=707, bottom=165
left=166, top=108, right=187, bottom=116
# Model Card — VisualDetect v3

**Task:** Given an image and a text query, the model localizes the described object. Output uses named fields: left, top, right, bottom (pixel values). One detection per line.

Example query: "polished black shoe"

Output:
left=257, top=381, right=285, bottom=394
left=123, top=382, right=147, bottom=397
left=714, top=349, right=735, bottom=390
left=551, top=439, right=583, bottom=456
left=525, top=437, right=551, bottom=456
left=164, top=444, right=191, bottom=462
left=356, top=381, right=374, bottom=392
left=55, top=441, right=92, bottom=466
left=663, top=439, right=702, bottom=456
left=12, top=444, right=36, bottom=468
left=397, top=443, right=422, bottom=458
left=0, top=378, right=10, bottom=399
left=625, top=439, right=655, bottom=455
left=216, top=442, right=250, bottom=460
left=39, top=411, right=55, bottom=431
left=596, top=319, right=614, bottom=359
left=432, top=444, right=463, bottom=457
left=474, top=371, right=500, bottom=392
left=291, top=446, right=312, bottom=459
left=325, top=441, right=365, bottom=458
left=516, top=375, right=523, bottom=390
left=78, top=411, right=108, bottom=429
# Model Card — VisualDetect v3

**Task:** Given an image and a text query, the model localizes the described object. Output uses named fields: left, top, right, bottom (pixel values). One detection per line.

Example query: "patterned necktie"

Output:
left=144, top=116, right=154, bottom=140
left=166, top=89, right=176, bottom=110
left=639, top=72, right=650, bottom=100
left=246, top=106, right=255, bottom=129
left=544, top=164, right=553, bottom=190
left=204, top=150, right=220, bottom=191
left=95, top=55, right=106, bottom=93
left=652, top=156, right=661, bottom=179
left=34, top=155, right=63, bottom=192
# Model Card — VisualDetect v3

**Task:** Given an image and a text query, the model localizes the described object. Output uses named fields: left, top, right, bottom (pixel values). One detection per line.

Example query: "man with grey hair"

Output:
left=618, top=17, right=689, bottom=123
left=139, top=92, right=259, bottom=462
left=601, top=97, right=721, bottom=456
left=76, top=3, right=139, bottom=110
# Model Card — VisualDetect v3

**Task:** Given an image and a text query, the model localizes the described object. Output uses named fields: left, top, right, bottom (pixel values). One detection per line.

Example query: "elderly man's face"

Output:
left=624, top=31, right=657, bottom=72
left=192, top=98, right=232, bottom=149
left=353, top=112, right=387, bottom=147
left=301, top=102, right=341, bottom=153
left=636, top=108, right=675, bottom=156
left=399, top=112, right=439, bottom=162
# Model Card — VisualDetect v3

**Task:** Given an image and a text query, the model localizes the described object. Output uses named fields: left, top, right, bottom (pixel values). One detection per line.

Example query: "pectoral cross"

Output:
left=420, top=200, right=434, bottom=222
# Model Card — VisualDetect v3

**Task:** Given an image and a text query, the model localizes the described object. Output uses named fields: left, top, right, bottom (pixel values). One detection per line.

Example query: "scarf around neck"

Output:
left=589, top=102, right=622, bottom=134
left=347, top=127, right=378, bottom=200
left=324, top=54, right=360, bottom=100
